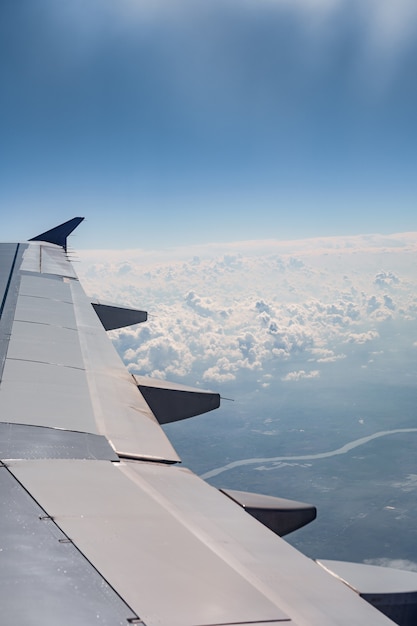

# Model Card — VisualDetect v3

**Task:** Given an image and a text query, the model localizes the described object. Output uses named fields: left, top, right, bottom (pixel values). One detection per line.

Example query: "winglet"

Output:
left=29, top=217, right=84, bottom=251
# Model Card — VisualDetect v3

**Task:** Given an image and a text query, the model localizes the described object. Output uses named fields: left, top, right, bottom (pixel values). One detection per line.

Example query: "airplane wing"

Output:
left=0, top=218, right=415, bottom=625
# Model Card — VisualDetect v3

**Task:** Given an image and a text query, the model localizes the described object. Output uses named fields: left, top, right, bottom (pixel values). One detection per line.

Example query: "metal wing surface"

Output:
left=0, top=219, right=408, bottom=625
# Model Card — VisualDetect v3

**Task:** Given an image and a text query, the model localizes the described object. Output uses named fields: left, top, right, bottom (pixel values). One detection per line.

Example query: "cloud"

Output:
left=316, top=353, right=346, bottom=363
left=202, top=359, right=238, bottom=383
left=282, top=369, right=320, bottom=382
left=367, top=295, right=380, bottom=313
left=392, top=474, right=417, bottom=493
left=185, top=291, right=216, bottom=317
left=375, top=271, right=400, bottom=287
left=364, top=558, right=417, bottom=573
left=346, top=330, right=379, bottom=345
left=78, top=232, right=417, bottom=386
left=383, top=295, right=395, bottom=311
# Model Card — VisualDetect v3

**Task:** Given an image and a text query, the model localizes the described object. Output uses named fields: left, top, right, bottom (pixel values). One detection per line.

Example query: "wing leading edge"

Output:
left=0, top=218, right=415, bottom=626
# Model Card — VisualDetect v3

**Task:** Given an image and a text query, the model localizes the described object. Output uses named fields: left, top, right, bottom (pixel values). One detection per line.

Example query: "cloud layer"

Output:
left=77, top=232, right=417, bottom=387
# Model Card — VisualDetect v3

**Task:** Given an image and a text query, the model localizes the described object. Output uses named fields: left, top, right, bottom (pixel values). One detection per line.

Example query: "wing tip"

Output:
left=29, top=217, right=85, bottom=251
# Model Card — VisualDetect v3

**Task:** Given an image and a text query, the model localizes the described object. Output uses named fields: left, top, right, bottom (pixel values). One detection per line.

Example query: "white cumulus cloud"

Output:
left=364, top=558, right=417, bottom=573
left=282, top=369, right=320, bottom=382
left=77, top=232, right=417, bottom=387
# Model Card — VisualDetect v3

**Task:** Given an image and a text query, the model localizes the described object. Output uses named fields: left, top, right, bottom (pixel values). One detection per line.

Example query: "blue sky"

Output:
left=2, top=0, right=417, bottom=248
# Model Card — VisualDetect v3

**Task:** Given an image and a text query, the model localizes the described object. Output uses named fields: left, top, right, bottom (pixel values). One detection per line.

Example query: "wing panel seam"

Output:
left=0, top=244, right=20, bottom=318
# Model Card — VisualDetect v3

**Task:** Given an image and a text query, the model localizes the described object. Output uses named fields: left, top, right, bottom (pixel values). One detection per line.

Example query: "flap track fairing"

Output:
left=135, top=376, right=220, bottom=425
left=92, top=303, right=147, bottom=330
left=221, top=488, right=317, bottom=536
